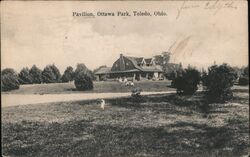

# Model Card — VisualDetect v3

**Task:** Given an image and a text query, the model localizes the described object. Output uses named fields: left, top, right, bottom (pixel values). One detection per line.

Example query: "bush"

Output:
left=18, top=67, right=32, bottom=84
left=29, top=65, right=42, bottom=84
left=172, top=67, right=201, bottom=95
left=74, top=71, right=93, bottom=91
left=239, top=76, right=249, bottom=85
left=165, top=70, right=177, bottom=81
left=202, top=64, right=237, bottom=102
left=131, top=87, right=143, bottom=102
left=1, top=68, right=20, bottom=91
left=61, top=66, right=74, bottom=82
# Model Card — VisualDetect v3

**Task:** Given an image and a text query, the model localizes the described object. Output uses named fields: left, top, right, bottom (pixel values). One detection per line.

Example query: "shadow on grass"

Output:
left=2, top=118, right=248, bottom=157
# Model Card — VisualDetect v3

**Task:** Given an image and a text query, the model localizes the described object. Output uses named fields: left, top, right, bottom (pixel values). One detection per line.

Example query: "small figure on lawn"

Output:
left=100, top=99, right=105, bottom=110
left=126, top=81, right=134, bottom=87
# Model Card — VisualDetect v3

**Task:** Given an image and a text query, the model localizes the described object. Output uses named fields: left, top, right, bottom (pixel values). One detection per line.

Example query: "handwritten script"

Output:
left=176, top=0, right=238, bottom=19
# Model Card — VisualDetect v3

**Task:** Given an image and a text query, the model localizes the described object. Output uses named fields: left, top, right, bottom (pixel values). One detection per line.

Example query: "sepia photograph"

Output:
left=1, top=1, right=249, bottom=157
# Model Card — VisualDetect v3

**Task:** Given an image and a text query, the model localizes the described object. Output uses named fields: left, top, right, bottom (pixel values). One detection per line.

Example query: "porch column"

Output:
left=146, top=73, right=149, bottom=79
left=133, top=73, right=136, bottom=81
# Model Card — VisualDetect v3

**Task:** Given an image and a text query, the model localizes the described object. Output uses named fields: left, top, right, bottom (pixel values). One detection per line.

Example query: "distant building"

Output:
left=95, top=54, right=163, bottom=81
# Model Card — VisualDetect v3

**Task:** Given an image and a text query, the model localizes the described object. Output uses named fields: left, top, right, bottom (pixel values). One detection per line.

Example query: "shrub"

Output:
left=131, top=87, right=143, bottom=102
left=18, top=67, right=32, bottom=84
left=29, top=65, right=42, bottom=84
left=202, top=64, right=237, bottom=102
left=172, top=67, right=201, bottom=95
left=61, top=66, right=74, bottom=82
left=239, top=76, right=249, bottom=85
left=1, top=68, right=20, bottom=91
left=74, top=71, right=93, bottom=91
left=165, top=70, right=177, bottom=81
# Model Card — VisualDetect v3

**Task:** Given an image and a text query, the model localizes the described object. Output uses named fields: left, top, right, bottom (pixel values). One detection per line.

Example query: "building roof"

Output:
left=134, top=57, right=144, bottom=64
left=141, top=65, right=162, bottom=72
left=94, top=67, right=111, bottom=74
left=95, top=54, right=163, bottom=75
left=125, top=56, right=144, bottom=71
left=144, top=58, right=153, bottom=64
left=125, top=56, right=162, bottom=72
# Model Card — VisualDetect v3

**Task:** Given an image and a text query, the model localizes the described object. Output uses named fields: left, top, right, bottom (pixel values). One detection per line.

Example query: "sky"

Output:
left=1, top=1, right=248, bottom=73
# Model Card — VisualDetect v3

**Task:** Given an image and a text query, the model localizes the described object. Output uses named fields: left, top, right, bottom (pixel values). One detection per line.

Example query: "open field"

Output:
left=2, top=80, right=174, bottom=95
left=2, top=86, right=249, bottom=157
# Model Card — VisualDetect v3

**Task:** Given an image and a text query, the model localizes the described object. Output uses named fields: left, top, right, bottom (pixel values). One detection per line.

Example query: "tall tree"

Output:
left=75, top=63, right=94, bottom=80
left=1, top=68, right=20, bottom=91
left=50, top=64, right=61, bottom=82
left=154, top=52, right=171, bottom=72
left=18, top=67, right=32, bottom=84
left=42, top=65, right=60, bottom=83
left=62, top=66, right=74, bottom=82
left=29, top=65, right=42, bottom=84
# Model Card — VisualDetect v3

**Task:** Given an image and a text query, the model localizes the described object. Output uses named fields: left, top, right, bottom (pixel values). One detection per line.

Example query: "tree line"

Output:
left=149, top=52, right=249, bottom=102
left=1, top=63, right=95, bottom=91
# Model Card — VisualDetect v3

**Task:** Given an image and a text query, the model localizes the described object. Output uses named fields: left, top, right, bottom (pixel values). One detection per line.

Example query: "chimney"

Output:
left=119, top=53, right=125, bottom=70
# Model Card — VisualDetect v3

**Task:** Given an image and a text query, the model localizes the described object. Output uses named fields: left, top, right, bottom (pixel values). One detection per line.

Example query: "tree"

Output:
left=172, top=67, right=201, bottom=95
left=41, top=64, right=61, bottom=83
left=75, top=63, right=95, bottom=80
left=50, top=64, right=61, bottom=82
left=1, top=68, right=20, bottom=91
left=154, top=52, right=171, bottom=71
left=18, top=67, right=33, bottom=84
left=239, top=66, right=249, bottom=85
left=202, top=64, right=237, bottom=102
left=241, top=66, right=249, bottom=77
left=42, top=65, right=56, bottom=83
left=61, top=66, right=74, bottom=82
left=74, top=63, right=94, bottom=90
left=74, top=71, right=93, bottom=91
left=29, top=65, right=42, bottom=84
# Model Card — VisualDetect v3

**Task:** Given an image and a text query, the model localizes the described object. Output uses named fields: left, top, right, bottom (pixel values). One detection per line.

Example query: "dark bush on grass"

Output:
left=1, top=68, right=20, bottom=91
left=202, top=63, right=237, bottom=102
left=74, top=71, right=93, bottom=91
left=239, top=76, right=249, bottom=85
left=172, top=67, right=201, bottom=95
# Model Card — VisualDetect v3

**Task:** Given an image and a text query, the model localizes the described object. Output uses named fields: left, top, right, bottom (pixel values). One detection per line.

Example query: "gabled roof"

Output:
left=124, top=56, right=162, bottom=72
left=125, top=56, right=143, bottom=71
left=134, top=57, right=144, bottom=63
left=94, top=67, right=111, bottom=74
left=144, top=58, right=153, bottom=64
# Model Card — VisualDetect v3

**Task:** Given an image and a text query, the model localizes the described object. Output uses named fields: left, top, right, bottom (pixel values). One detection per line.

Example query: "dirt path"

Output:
left=2, top=91, right=176, bottom=107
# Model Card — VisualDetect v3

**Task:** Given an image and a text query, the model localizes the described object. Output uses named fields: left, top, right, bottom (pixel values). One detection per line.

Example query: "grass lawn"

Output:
left=2, top=80, right=174, bottom=94
left=2, top=86, right=249, bottom=157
